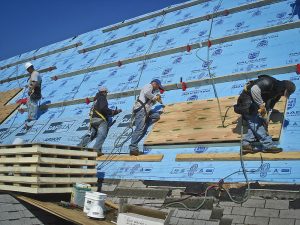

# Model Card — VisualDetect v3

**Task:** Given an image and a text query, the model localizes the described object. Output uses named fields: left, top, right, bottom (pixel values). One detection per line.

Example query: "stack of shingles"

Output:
left=220, top=196, right=300, bottom=225
left=0, top=194, right=43, bottom=225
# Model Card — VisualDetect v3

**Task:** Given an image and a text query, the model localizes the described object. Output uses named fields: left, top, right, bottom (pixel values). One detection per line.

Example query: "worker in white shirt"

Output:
left=129, top=79, right=164, bottom=156
left=24, top=62, right=42, bottom=129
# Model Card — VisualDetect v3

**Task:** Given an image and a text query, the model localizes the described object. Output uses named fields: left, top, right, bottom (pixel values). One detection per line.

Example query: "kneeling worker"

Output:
left=234, top=75, right=296, bottom=154
left=79, top=87, right=122, bottom=152
left=129, top=79, right=164, bottom=156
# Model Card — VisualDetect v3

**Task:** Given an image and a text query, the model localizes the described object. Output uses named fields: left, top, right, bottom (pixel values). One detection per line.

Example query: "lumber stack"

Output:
left=0, top=143, right=98, bottom=194
left=0, top=88, right=22, bottom=124
left=145, top=96, right=286, bottom=145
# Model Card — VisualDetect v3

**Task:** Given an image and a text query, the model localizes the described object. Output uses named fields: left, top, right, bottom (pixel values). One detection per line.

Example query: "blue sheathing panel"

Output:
left=1, top=0, right=300, bottom=183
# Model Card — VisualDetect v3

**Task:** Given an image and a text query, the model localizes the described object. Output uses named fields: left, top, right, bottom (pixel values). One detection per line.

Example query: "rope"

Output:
left=56, top=44, right=104, bottom=118
left=195, top=0, right=224, bottom=127
left=96, top=12, right=167, bottom=170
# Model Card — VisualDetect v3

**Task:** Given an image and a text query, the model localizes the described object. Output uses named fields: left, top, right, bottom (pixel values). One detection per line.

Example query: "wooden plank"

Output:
left=0, top=88, right=22, bottom=124
left=52, top=21, right=300, bottom=81
left=0, top=185, right=73, bottom=194
left=15, top=195, right=114, bottom=225
left=97, top=154, right=164, bottom=162
left=0, top=176, right=96, bottom=184
left=0, top=66, right=57, bottom=84
left=0, top=145, right=97, bottom=158
left=0, top=156, right=39, bottom=164
left=102, top=0, right=277, bottom=32
left=102, top=0, right=208, bottom=32
left=145, top=96, right=286, bottom=145
left=0, top=88, right=22, bottom=105
left=0, top=166, right=96, bottom=175
left=0, top=156, right=96, bottom=166
left=105, top=200, right=118, bottom=210
left=176, top=152, right=300, bottom=161
left=86, top=0, right=282, bottom=54
left=39, top=157, right=97, bottom=166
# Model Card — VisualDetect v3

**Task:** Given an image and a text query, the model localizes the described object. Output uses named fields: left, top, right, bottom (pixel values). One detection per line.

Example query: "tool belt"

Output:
left=89, top=109, right=107, bottom=130
left=234, top=90, right=255, bottom=115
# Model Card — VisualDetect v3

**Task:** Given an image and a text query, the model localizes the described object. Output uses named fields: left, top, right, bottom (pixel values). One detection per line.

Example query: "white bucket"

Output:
left=83, top=191, right=107, bottom=214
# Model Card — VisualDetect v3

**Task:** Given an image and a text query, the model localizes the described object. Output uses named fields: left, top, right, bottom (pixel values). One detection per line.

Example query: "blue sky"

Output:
left=0, top=0, right=187, bottom=60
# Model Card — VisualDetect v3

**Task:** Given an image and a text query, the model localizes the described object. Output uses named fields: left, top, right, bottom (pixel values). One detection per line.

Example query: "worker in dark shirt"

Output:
left=234, top=75, right=296, bottom=154
left=78, top=87, right=122, bottom=152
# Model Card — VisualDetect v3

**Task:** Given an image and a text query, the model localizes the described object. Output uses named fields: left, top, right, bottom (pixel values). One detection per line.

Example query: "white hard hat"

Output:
left=24, top=62, right=33, bottom=70
left=87, top=204, right=105, bottom=219
left=99, top=86, right=108, bottom=92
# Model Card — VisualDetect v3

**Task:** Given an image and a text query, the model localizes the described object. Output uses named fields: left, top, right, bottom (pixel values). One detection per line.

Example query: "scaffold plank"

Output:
left=176, top=152, right=300, bottom=161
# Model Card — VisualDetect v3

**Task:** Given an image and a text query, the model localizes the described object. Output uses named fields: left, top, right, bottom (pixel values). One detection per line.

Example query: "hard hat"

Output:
left=151, top=79, right=164, bottom=90
left=87, top=204, right=105, bottom=219
left=282, top=80, right=296, bottom=97
left=99, top=86, right=108, bottom=92
left=24, top=62, right=33, bottom=70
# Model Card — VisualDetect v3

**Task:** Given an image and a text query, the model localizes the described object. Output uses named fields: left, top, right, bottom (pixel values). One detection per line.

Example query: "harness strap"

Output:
left=93, top=109, right=107, bottom=122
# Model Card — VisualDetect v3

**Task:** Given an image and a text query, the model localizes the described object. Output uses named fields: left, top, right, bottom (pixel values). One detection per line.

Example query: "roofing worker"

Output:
left=78, top=87, right=122, bottom=152
left=129, top=79, right=164, bottom=156
left=234, top=75, right=296, bottom=154
left=24, top=62, right=42, bottom=129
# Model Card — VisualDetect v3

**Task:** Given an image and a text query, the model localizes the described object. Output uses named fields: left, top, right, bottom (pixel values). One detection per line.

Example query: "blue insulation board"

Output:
left=0, top=0, right=300, bottom=183
left=29, top=27, right=300, bottom=107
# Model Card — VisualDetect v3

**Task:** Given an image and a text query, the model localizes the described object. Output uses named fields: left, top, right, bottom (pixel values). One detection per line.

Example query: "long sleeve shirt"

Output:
left=134, top=84, right=158, bottom=113
left=250, top=85, right=264, bottom=106
left=250, top=84, right=281, bottom=111
left=92, top=92, right=114, bottom=121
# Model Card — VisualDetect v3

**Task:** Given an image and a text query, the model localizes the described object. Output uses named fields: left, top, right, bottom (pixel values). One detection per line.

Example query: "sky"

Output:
left=0, top=0, right=188, bottom=61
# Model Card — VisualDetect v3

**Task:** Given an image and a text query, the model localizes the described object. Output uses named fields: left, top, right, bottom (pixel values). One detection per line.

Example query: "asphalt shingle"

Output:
left=244, top=216, right=269, bottom=225
left=231, top=206, right=255, bottom=216
left=280, top=209, right=300, bottom=219
left=222, top=215, right=245, bottom=224
left=242, top=198, right=266, bottom=208
left=265, top=199, right=289, bottom=210
left=268, top=218, right=295, bottom=225
left=255, top=208, right=279, bottom=218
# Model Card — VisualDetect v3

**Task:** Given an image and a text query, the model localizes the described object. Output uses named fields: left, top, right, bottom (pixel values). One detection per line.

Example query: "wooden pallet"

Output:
left=0, top=143, right=98, bottom=194
left=145, top=96, right=286, bottom=145
left=176, top=152, right=300, bottom=161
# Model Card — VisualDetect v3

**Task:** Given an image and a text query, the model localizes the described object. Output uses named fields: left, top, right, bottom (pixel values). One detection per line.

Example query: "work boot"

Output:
left=130, top=150, right=140, bottom=156
left=242, top=145, right=254, bottom=154
left=262, top=147, right=283, bottom=153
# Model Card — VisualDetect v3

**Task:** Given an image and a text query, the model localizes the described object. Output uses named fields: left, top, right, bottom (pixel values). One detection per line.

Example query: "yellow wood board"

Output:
left=145, top=96, right=286, bottom=145
left=176, top=152, right=300, bottom=161
left=97, top=154, right=164, bottom=162
left=15, top=195, right=114, bottom=225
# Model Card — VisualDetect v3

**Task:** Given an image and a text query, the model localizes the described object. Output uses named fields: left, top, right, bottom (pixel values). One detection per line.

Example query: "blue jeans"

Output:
left=242, top=113, right=274, bottom=149
left=129, top=109, right=160, bottom=152
left=79, top=119, right=108, bottom=152
left=26, top=98, right=39, bottom=126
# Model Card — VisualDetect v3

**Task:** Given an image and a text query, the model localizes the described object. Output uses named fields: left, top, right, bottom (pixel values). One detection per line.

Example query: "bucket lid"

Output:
left=85, top=191, right=107, bottom=197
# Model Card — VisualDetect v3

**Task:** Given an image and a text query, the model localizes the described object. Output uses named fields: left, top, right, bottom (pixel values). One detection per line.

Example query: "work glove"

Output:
left=155, top=94, right=162, bottom=104
left=258, top=104, right=267, bottom=117
left=114, top=109, right=122, bottom=115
